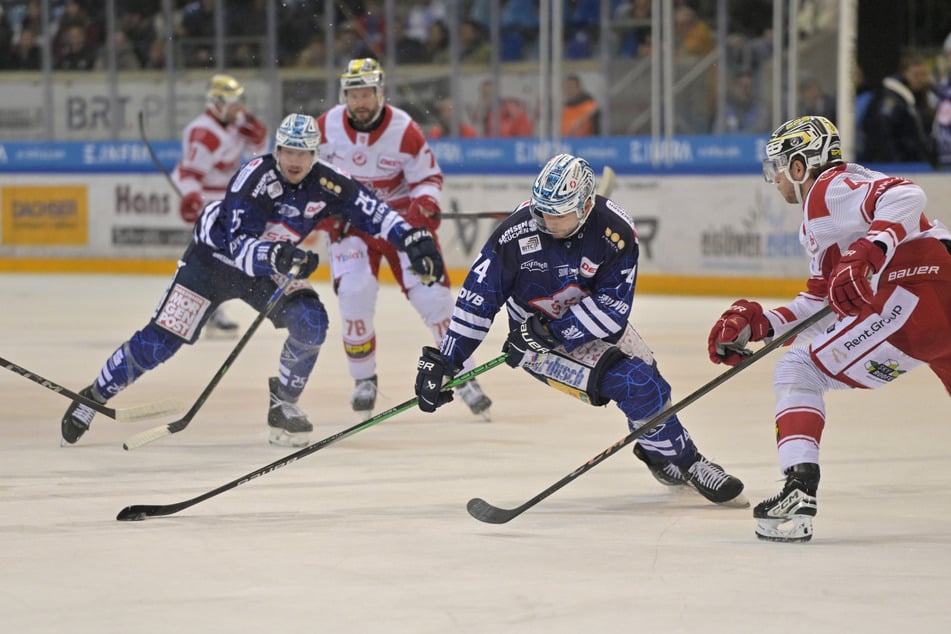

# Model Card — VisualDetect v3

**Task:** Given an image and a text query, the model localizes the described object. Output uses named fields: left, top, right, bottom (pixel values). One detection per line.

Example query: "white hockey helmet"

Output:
left=206, top=74, right=245, bottom=121
left=339, top=57, right=385, bottom=107
left=762, top=115, right=842, bottom=184
left=273, top=113, right=320, bottom=177
left=530, top=153, right=596, bottom=238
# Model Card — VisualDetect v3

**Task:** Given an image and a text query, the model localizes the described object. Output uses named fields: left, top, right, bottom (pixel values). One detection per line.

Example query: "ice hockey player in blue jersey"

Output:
left=61, top=113, right=444, bottom=448
left=413, top=153, right=746, bottom=505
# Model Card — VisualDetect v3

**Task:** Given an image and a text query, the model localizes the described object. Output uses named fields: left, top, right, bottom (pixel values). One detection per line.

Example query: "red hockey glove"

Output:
left=405, top=195, right=441, bottom=231
left=179, top=192, right=203, bottom=223
left=828, top=238, right=887, bottom=318
left=708, top=299, right=771, bottom=366
left=237, top=114, right=267, bottom=147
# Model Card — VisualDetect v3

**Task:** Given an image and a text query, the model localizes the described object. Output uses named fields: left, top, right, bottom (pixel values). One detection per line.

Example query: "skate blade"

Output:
left=718, top=491, right=750, bottom=508
left=755, top=515, right=814, bottom=542
left=268, top=428, right=310, bottom=448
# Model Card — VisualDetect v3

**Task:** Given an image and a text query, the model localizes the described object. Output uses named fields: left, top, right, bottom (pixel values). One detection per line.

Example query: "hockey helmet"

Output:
left=339, top=58, right=385, bottom=107
left=273, top=113, right=320, bottom=179
left=762, top=115, right=841, bottom=184
left=206, top=74, right=245, bottom=121
left=530, top=153, right=596, bottom=238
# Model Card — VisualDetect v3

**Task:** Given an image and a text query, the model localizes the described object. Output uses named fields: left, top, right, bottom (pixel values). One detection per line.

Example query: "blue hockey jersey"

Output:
left=440, top=196, right=640, bottom=368
left=191, top=154, right=413, bottom=275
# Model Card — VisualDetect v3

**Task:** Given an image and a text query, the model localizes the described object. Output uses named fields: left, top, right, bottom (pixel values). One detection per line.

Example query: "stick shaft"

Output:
left=138, top=111, right=183, bottom=198
left=122, top=271, right=297, bottom=450
left=468, top=306, right=833, bottom=524
left=116, top=354, right=509, bottom=520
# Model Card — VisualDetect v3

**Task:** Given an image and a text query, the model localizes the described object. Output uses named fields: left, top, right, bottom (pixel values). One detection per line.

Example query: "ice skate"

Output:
left=455, top=379, right=492, bottom=421
left=685, top=454, right=748, bottom=507
left=633, top=443, right=690, bottom=486
left=267, top=377, right=313, bottom=447
left=350, top=375, right=378, bottom=417
left=60, top=385, right=100, bottom=446
left=205, top=307, right=239, bottom=338
left=754, top=463, right=820, bottom=542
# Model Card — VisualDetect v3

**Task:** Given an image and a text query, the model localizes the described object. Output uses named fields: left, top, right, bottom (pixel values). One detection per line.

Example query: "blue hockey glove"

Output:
left=262, top=241, right=319, bottom=279
left=401, top=227, right=444, bottom=286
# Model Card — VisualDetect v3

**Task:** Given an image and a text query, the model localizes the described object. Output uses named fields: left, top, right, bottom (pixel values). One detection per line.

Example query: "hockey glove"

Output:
left=402, top=227, right=445, bottom=286
left=415, top=346, right=457, bottom=413
left=828, top=238, right=887, bottom=318
left=237, top=113, right=268, bottom=146
left=503, top=314, right=558, bottom=368
left=405, top=195, right=441, bottom=232
left=708, top=299, right=771, bottom=366
left=263, top=242, right=320, bottom=279
left=179, top=192, right=203, bottom=223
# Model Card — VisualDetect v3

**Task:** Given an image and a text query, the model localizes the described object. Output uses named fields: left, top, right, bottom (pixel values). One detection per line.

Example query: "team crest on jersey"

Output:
left=864, top=358, right=905, bottom=382
left=518, top=235, right=542, bottom=255
left=267, top=180, right=284, bottom=198
left=304, top=201, right=326, bottom=218
left=352, top=151, right=367, bottom=166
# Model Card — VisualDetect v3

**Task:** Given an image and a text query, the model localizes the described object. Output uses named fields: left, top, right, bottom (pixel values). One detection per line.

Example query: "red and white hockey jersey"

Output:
left=172, top=110, right=267, bottom=203
left=766, top=162, right=951, bottom=339
left=316, top=104, right=442, bottom=213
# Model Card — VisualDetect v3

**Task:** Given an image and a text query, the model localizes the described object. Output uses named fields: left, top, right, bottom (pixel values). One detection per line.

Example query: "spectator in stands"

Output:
left=181, top=0, right=215, bottom=67
left=9, top=27, right=41, bottom=71
left=118, top=9, right=156, bottom=68
left=476, top=79, right=534, bottom=137
left=0, top=7, right=13, bottom=70
left=459, top=19, right=490, bottom=65
left=853, top=64, right=875, bottom=159
left=714, top=70, right=770, bottom=134
left=501, top=0, right=539, bottom=61
left=427, top=96, right=478, bottom=139
left=295, top=32, right=326, bottom=68
left=143, top=37, right=166, bottom=69
left=861, top=53, right=935, bottom=164
left=95, top=28, right=140, bottom=70
left=674, top=5, right=714, bottom=57
left=613, top=0, right=652, bottom=58
left=932, top=32, right=951, bottom=168
left=423, top=19, right=450, bottom=64
left=55, top=23, right=96, bottom=70
left=798, top=74, right=836, bottom=123
left=392, top=18, right=427, bottom=64
left=561, top=73, right=600, bottom=137
left=403, top=0, right=446, bottom=44
left=353, top=0, right=386, bottom=59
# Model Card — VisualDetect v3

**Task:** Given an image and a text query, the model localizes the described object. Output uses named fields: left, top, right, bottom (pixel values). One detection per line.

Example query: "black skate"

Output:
left=754, top=463, right=820, bottom=542
left=455, top=379, right=492, bottom=421
left=633, top=443, right=690, bottom=486
left=267, top=377, right=313, bottom=447
left=685, top=454, right=748, bottom=507
left=60, top=385, right=101, bottom=446
left=350, top=375, right=378, bottom=416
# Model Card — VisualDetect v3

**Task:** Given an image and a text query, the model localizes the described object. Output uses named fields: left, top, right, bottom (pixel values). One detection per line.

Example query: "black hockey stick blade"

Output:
left=122, top=267, right=299, bottom=450
left=116, top=353, right=509, bottom=521
left=466, top=306, right=833, bottom=524
left=0, top=355, right=182, bottom=422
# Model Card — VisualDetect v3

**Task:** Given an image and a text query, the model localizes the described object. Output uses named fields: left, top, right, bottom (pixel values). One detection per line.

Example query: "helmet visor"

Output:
left=761, top=155, right=789, bottom=183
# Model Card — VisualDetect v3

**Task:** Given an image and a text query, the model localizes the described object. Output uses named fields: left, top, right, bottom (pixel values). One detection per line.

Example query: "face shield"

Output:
left=761, top=154, right=790, bottom=183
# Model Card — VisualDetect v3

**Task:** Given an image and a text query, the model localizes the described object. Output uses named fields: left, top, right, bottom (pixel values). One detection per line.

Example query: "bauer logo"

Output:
left=1, top=185, right=88, bottom=245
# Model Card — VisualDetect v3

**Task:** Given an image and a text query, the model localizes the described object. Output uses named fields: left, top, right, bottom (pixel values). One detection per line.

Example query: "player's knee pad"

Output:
left=336, top=270, right=379, bottom=316
left=278, top=292, right=328, bottom=347
left=407, top=283, right=454, bottom=340
left=98, top=325, right=183, bottom=399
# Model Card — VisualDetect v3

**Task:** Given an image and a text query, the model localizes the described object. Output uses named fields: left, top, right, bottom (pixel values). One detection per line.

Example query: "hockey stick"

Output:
left=122, top=267, right=300, bottom=450
left=116, top=353, right=509, bottom=521
left=467, top=305, right=834, bottom=524
left=440, top=166, right=617, bottom=221
left=0, top=356, right=182, bottom=423
left=138, top=110, right=183, bottom=198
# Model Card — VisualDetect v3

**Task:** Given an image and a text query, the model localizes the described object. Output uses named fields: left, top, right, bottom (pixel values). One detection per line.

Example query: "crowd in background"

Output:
left=0, top=0, right=950, bottom=166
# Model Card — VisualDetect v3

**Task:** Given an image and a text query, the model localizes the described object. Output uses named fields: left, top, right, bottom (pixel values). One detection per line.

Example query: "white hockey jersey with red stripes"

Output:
left=316, top=104, right=442, bottom=212
left=172, top=110, right=267, bottom=203
left=766, top=162, right=951, bottom=338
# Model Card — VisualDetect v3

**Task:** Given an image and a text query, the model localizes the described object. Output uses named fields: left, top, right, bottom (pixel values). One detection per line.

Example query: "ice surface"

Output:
left=1, top=274, right=948, bottom=633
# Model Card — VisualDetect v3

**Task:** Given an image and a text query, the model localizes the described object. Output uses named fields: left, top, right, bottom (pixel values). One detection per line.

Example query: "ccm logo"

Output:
left=887, top=265, right=939, bottom=282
